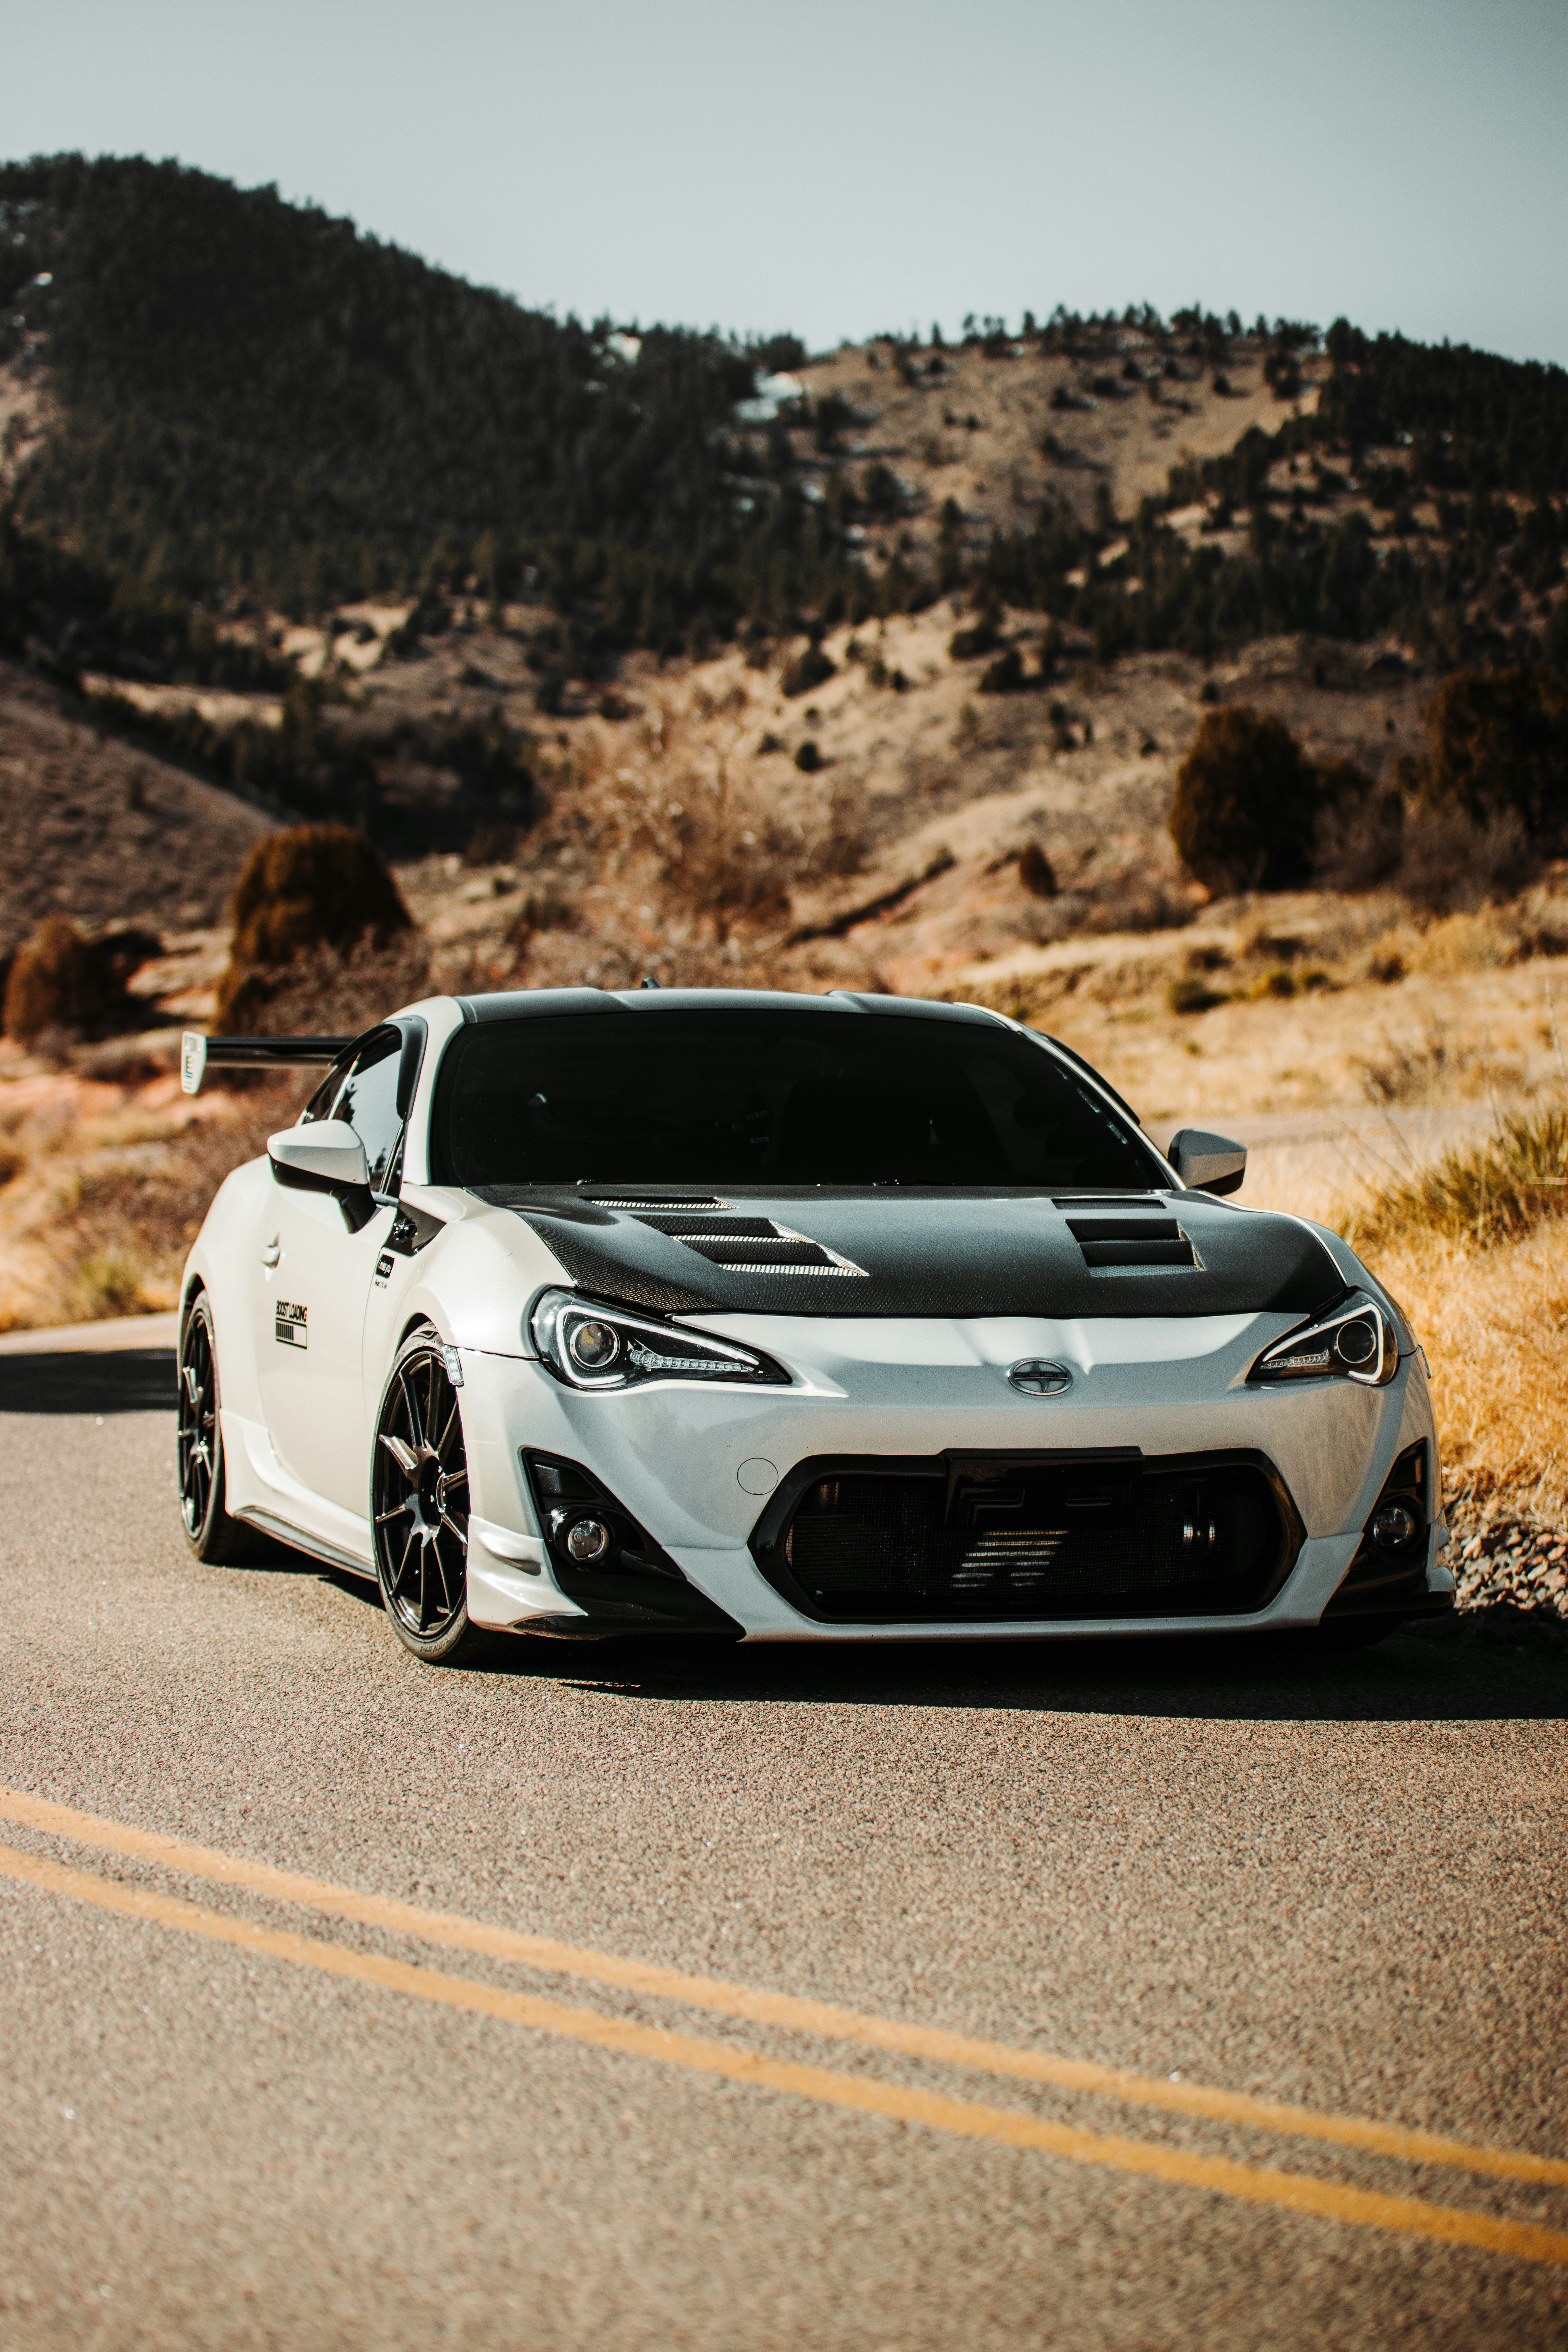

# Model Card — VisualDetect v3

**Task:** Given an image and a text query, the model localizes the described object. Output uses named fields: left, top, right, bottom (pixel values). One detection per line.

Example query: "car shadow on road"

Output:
left=0, top=1349, right=176, bottom=1414
left=472, top=1616, right=1565, bottom=1725
left=268, top=1552, right=1567, bottom=1722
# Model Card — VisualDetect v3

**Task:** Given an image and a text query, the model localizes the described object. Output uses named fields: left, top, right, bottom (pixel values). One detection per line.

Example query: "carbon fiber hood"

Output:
left=474, top=1187, right=1343, bottom=1321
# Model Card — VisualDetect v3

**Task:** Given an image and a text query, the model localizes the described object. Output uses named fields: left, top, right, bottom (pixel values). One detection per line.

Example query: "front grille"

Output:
left=752, top=1451, right=1295, bottom=1622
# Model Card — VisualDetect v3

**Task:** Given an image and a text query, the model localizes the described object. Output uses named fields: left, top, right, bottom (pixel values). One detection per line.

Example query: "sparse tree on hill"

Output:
left=1403, top=667, right=1568, bottom=844
left=1168, top=706, right=1322, bottom=891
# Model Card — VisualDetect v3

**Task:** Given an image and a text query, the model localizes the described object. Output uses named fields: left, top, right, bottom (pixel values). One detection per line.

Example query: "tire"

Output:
left=178, top=1293, right=266, bottom=1565
left=371, top=1329, right=480, bottom=1665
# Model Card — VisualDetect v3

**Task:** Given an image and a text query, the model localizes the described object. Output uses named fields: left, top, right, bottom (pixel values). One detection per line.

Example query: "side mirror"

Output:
left=1168, top=1127, right=1247, bottom=1197
left=268, top=1119, right=370, bottom=1199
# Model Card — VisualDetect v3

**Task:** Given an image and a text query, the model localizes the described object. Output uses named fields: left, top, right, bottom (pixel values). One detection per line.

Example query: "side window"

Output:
left=330, top=1030, right=404, bottom=1194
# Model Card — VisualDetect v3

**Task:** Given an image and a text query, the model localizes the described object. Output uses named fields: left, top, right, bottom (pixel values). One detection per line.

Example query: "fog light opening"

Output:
left=565, top=1516, right=612, bottom=1563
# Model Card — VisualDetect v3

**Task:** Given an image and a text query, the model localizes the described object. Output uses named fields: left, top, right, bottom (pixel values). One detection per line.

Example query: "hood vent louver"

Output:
left=634, top=1212, right=868, bottom=1279
left=1067, top=1215, right=1201, bottom=1278
left=583, top=1193, right=733, bottom=1211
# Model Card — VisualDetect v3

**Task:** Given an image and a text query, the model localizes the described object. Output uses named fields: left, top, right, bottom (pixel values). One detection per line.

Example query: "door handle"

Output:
left=261, top=1239, right=280, bottom=1267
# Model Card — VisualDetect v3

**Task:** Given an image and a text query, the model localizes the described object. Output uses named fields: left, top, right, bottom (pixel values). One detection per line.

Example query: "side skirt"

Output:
left=234, top=1506, right=378, bottom=1584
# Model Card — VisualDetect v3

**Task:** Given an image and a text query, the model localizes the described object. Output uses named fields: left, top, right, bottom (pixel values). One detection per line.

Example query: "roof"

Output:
left=456, top=987, right=1011, bottom=1027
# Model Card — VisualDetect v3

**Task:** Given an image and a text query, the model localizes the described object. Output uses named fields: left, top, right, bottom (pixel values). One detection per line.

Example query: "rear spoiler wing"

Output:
left=181, top=1032, right=354, bottom=1095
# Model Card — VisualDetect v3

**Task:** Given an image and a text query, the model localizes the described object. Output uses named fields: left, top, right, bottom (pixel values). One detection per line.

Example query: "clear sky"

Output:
left=4, top=0, right=1566, bottom=366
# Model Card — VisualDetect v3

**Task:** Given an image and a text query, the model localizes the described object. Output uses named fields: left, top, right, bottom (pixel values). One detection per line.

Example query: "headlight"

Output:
left=1248, top=1292, right=1398, bottom=1388
left=529, top=1288, right=789, bottom=1391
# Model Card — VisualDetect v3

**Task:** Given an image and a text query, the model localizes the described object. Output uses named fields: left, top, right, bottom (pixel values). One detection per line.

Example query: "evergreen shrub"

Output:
left=1168, top=706, right=1321, bottom=891
left=780, top=646, right=835, bottom=699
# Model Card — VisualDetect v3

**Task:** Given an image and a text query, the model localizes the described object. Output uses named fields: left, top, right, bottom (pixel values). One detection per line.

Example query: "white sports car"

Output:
left=176, top=988, right=1453, bottom=1663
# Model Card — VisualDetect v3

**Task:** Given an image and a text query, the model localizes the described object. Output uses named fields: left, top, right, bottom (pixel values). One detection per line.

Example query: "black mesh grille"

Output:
left=763, top=1455, right=1288, bottom=1621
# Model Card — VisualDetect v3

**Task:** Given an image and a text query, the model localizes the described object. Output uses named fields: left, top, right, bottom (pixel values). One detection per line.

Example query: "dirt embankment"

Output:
left=0, top=660, right=269, bottom=956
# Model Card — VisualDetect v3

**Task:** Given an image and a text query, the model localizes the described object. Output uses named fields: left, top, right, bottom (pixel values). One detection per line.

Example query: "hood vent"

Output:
left=1052, top=1195, right=1164, bottom=1210
left=1067, top=1215, right=1200, bottom=1277
left=584, top=1192, right=733, bottom=1211
left=635, top=1212, right=867, bottom=1278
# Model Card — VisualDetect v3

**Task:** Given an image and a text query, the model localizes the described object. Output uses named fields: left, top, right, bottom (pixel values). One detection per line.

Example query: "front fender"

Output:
left=181, top=1155, right=270, bottom=1424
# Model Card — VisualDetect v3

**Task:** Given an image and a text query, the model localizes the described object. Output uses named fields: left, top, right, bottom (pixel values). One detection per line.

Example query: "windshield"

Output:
left=430, top=1008, right=1164, bottom=1190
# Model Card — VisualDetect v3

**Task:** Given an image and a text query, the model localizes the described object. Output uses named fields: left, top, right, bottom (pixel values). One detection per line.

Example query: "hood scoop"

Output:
left=634, top=1212, right=868, bottom=1278
left=1067, top=1215, right=1201, bottom=1277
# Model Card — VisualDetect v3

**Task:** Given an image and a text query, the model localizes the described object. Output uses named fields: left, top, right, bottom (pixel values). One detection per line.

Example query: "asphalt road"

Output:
left=0, top=1343, right=1565, bottom=2351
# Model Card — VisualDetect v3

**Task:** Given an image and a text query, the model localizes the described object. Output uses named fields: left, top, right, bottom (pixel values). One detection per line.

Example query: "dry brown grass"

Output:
left=433, top=691, right=874, bottom=997
left=0, top=1078, right=298, bottom=1331
left=1371, top=1222, right=1568, bottom=1519
left=1328, top=1098, right=1568, bottom=1520
left=1347, top=1103, right=1568, bottom=1255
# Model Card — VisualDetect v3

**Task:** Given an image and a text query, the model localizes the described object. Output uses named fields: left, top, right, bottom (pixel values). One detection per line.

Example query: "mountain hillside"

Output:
left=0, top=154, right=788, bottom=638
left=0, top=659, right=267, bottom=954
left=2, top=155, right=1566, bottom=699
left=1, top=153, right=1566, bottom=994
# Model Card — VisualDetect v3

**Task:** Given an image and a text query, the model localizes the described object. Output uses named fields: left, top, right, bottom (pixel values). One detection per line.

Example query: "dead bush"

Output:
left=2, top=917, right=154, bottom=1049
left=1314, top=784, right=1405, bottom=891
left=1348, top=1102, right=1568, bottom=1250
left=218, top=932, right=431, bottom=1040
left=1080, top=876, right=1195, bottom=934
left=463, top=823, right=518, bottom=867
left=216, top=824, right=413, bottom=1030
left=1356, top=1030, right=1476, bottom=1107
left=1168, top=973, right=1226, bottom=1014
left=637, top=780, right=799, bottom=939
left=1405, top=665, right=1568, bottom=843
left=1394, top=805, right=1537, bottom=914
left=505, top=891, right=578, bottom=947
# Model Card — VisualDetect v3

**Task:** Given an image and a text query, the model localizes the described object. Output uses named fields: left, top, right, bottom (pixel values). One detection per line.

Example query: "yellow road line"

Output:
left=2, top=1783, right=1564, bottom=2196
left=4, top=1840, right=1566, bottom=2272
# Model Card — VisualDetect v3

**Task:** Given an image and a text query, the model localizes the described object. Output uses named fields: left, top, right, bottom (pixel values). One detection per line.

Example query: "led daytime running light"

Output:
left=530, top=1289, right=786, bottom=1391
left=1251, top=1293, right=1398, bottom=1388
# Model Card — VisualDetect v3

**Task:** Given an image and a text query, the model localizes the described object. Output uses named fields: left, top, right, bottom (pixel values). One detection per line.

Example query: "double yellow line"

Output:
left=3, top=1785, right=1565, bottom=2268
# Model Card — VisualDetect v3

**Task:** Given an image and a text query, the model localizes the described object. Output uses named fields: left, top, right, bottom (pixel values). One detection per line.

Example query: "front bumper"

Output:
left=457, top=1309, right=1451, bottom=1641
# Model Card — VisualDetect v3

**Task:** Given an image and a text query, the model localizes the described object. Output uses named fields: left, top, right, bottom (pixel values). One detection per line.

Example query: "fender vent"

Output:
left=1067, top=1215, right=1200, bottom=1277
left=634, top=1212, right=867, bottom=1278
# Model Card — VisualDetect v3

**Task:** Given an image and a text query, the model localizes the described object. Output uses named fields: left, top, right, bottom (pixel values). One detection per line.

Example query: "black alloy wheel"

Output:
left=372, top=1331, right=478, bottom=1663
left=177, top=1294, right=263, bottom=1564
